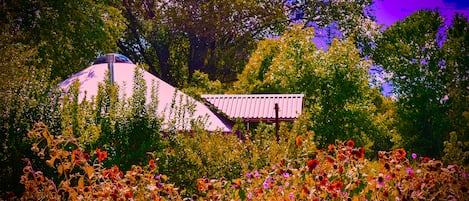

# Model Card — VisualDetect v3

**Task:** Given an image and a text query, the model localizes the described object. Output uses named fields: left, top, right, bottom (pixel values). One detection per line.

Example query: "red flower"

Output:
left=338, top=166, right=343, bottom=173
left=296, top=136, right=302, bottom=147
left=326, top=155, right=335, bottom=164
left=393, top=148, right=406, bottom=159
left=307, top=159, right=319, bottom=172
left=332, top=181, right=343, bottom=190
left=149, top=159, right=156, bottom=170
left=327, top=144, right=335, bottom=152
left=422, top=157, right=430, bottom=163
left=125, top=191, right=133, bottom=198
left=358, top=147, right=365, bottom=158
left=352, top=148, right=365, bottom=159
left=302, top=185, right=309, bottom=194
left=346, top=140, right=355, bottom=148
left=96, top=148, right=108, bottom=162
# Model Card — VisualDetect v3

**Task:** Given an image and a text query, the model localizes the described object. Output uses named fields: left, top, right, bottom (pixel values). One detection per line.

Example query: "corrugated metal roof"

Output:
left=201, top=94, right=304, bottom=122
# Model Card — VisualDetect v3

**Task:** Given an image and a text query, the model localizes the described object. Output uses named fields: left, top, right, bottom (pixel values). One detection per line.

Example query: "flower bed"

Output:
left=6, top=122, right=468, bottom=200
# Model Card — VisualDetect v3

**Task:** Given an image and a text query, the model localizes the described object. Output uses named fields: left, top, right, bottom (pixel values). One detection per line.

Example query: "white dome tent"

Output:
left=59, top=53, right=232, bottom=132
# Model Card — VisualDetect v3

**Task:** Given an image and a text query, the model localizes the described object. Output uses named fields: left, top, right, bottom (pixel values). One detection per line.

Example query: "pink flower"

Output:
left=411, top=153, right=417, bottom=159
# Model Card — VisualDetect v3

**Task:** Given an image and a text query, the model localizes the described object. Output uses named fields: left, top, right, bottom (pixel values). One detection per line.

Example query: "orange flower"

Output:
left=96, top=148, right=108, bottom=162
left=346, top=140, right=355, bottom=148
left=393, top=148, right=406, bottom=159
left=72, top=149, right=82, bottom=164
left=307, top=159, right=319, bottom=172
left=328, top=144, right=335, bottom=152
left=296, top=136, right=302, bottom=147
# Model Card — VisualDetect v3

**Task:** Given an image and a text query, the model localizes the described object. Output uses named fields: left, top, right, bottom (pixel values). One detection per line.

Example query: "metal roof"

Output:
left=201, top=94, right=304, bottom=122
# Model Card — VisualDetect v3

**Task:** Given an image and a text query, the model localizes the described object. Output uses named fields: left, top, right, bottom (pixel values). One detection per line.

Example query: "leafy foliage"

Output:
left=118, top=0, right=379, bottom=87
left=373, top=10, right=469, bottom=158
left=1, top=0, right=125, bottom=79
left=232, top=25, right=396, bottom=152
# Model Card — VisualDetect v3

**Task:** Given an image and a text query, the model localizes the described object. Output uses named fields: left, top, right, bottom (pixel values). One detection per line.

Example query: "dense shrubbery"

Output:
left=5, top=122, right=467, bottom=200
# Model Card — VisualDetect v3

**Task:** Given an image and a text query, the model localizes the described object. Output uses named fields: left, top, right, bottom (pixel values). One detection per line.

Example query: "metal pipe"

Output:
left=106, top=54, right=115, bottom=84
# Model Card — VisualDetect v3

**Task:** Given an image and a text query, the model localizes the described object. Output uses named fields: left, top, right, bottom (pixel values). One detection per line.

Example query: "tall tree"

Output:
left=117, top=0, right=379, bottom=87
left=443, top=13, right=469, bottom=140
left=1, top=0, right=125, bottom=79
left=232, top=25, right=395, bottom=151
left=372, top=10, right=450, bottom=158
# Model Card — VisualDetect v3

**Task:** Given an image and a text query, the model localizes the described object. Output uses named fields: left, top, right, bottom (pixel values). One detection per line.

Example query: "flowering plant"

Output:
left=19, top=122, right=181, bottom=200
left=7, top=122, right=468, bottom=200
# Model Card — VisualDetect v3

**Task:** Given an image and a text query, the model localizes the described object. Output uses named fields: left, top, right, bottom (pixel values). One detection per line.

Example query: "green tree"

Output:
left=118, top=0, right=379, bottom=87
left=1, top=0, right=125, bottom=79
left=441, top=13, right=469, bottom=164
left=443, top=13, right=469, bottom=142
left=232, top=25, right=394, bottom=151
left=372, top=10, right=450, bottom=158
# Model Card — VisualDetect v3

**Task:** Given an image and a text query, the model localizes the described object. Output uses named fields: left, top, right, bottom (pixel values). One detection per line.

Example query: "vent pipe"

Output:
left=106, top=53, right=115, bottom=84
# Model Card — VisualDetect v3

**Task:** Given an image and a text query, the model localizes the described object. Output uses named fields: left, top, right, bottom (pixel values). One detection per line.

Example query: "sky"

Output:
left=374, top=0, right=469, bottom=27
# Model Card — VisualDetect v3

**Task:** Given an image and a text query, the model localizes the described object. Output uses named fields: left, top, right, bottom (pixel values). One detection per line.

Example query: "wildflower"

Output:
left=283, top=172, right=290, bottom=179
left=411, top=153, right=417, bottom=159
left=197, top=178, right=208, bottom=192
left=278, top=185, right=283, bottom=192
left=96, top=148, right=108, bottom=162
left=422, top=157, right=430, bottom=163
left=296, top=136, right=302, bottom=147
left=377, top=174, right=385, bottom=187
left=328, top=144, right=335, bottom=152
left=338, top=166, right=343, bottom=173
left=406, top=167, right=414, bottom=175
left=358, top=147, right=365, bottom=159
left=327, top=184, right=334, bottom=192
left=346, top=140, right=355, bottom=148
left=253, top=170, right=259, bottom=178
left=302, top=185, right=309, bottom=194
left=149, top=159, right=156, bottom=170
left=326, top=155, right=335, bottom=163
left=333, top=181, right=343, bottom=190
left=338, top=153, right=346, bottom=161
left=263, top=181, right=269, bottom=189
left=289, top=193, right=294, bottom=199
left=394, top=148, right=406, bottom=159
left=124, top=191, right=133, bottom=199
left=307, top=159, right=319, bottom=172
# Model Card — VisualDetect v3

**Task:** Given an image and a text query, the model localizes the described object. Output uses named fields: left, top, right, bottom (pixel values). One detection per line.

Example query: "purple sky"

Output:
left=371, top=0, right=469, bottom=96
left=374, top=0, right=469, bottom=27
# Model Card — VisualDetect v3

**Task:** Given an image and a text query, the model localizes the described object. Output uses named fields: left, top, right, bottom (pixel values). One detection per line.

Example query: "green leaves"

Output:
left=233, top=25, right=391, bottom=149
left=2, top=0, right=125, bottom=79
left=373, top=10, right=469, bottom=158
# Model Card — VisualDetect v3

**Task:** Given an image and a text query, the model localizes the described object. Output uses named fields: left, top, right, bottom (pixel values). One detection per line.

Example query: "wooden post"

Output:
left=274, top=103, right=279, bottom=143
